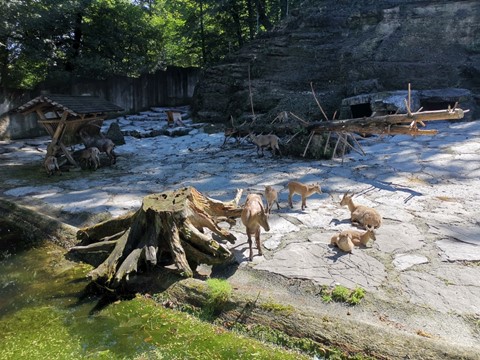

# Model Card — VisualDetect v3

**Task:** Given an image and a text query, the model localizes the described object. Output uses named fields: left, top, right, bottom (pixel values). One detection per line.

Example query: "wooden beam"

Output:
left=35, top=109, right=48, bottom=121
left=38, top=115, right=107, bottom=125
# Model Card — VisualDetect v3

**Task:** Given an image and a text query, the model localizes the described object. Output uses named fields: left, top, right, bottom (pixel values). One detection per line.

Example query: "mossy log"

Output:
left=69, top=187, right=243, bottom=287
left=0, top=198, right=78, bottom=248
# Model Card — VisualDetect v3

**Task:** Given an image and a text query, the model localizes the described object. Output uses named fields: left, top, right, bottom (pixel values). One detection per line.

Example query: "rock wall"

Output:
left=192, top=0, right=480, bottom=123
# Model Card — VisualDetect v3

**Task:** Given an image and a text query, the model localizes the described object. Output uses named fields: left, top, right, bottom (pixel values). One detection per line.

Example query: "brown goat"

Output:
left=80, top=147, right=101, bottom=170
left=288, top=181, right=322, bottom=210
left=330, top=233, right=354, bottom=253
left=79, top=128, right=116, bottom=165
left=264, top=185, right=280, bottom=214
left=340, top=192, right=382, bottom=230
left=330, top=228, right=376, bottom=253
left=241, top=193, right=270, bottom=261
left=44, top=155, right=61, bottom=176
left=249, top=133, right=282, bottom=157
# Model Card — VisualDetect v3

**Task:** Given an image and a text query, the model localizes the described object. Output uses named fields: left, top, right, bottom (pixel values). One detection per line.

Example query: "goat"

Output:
left=79, top=128, right=116, bottom=165
left=330, top=228, right=376, bottom=253
left=44, top=155, right=61, bottom=176
left=166, top=110, right=185, bottom=127
left=80, top=147, right=101, bottom=170
left=330, top=233, right=354, bottom=253
left=264, top=185, right=280, bottom=214
left=241, top=193, right=270, bottom=261
left=340, top=192, right=382, bottom=230
left=249, top=133, right=282, bottom=157
left=288, top=181, right=322, bottom=210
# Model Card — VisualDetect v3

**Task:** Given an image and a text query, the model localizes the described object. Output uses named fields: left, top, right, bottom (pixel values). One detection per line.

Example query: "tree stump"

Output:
left=69, top=187, right=243, bottom=287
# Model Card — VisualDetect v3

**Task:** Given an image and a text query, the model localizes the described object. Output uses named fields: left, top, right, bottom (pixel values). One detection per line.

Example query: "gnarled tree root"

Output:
left=69, top=187, right=243, bottom=288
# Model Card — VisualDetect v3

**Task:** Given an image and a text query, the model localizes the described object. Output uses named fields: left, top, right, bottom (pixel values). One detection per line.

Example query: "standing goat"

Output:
left=241, top=193, right=270, bottom=261
left=80, top=147, right=101, bottom=170
left=264, top=185, right=280, bottom=213
left=79, top=128, right=116, bottom=165
left=249, top=133, right=282, bottom=157
left=288, top=181, right=322, bottom=210
left=340, top=192, right=382, bottom=230
left=44, top=155, right=61, bottom=176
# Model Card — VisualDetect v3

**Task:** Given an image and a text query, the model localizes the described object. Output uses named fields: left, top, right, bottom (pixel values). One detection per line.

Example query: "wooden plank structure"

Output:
left=16, top=94, right=123, bottom=167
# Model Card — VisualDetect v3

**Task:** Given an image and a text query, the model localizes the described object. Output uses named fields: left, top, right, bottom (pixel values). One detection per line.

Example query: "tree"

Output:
left=1, top=0, right=303, bottom=89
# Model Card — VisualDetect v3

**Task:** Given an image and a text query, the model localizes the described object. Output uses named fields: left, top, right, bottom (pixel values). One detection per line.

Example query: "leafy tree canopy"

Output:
left=0, top=0, right=301, bottom=89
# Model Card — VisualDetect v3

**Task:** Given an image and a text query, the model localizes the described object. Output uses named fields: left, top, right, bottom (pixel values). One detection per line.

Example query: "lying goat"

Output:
left=330, top=228, right=376, bottom=252
left=241, top=193, right=270, bottom=261
left=79, top=128, right=116, bottom=165
left=80, top=147, right=101, bottom=170
left=340, top=192, right=382, bottom=230
left=249, top=133, right=282, bottom=157
left=288, top=181, right=322, bottom=210
left=44, top=155, right=61, bottom=176
left=264, top=185, right=280, bottom=214
left=330, top=233, right=354, bottom=253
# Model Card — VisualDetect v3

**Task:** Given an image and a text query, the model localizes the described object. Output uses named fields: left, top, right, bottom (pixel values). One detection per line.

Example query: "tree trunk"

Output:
left=69, top=187, right=243, bottom=288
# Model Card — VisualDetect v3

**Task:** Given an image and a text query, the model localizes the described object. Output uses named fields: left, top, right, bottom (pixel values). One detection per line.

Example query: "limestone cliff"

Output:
left=192, top=0, right=480, bottom=123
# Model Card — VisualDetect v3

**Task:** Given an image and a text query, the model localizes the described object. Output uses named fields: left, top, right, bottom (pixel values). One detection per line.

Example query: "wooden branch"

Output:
left=310, top=82, right=329, bottom=121
left=77, top=211, right=137, bottom=244
left=70, top=240, right=118, bottom=253
left=302, top=131, right=315, bottom=157
left=166, top=215, right=193, bottom=278
left=88, top=229, right=131, bottom=282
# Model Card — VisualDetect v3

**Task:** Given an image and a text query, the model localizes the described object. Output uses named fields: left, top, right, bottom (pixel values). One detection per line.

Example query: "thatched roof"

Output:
left=16, top=94, right=124, bottom=117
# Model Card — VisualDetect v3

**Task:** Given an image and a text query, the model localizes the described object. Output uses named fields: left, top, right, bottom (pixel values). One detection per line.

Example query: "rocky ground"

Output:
left=1, top=107, right=480, bottom=358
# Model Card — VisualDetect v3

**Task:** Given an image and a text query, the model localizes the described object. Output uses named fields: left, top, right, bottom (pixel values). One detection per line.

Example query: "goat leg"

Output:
left=255, top=228, right=262, bottom=257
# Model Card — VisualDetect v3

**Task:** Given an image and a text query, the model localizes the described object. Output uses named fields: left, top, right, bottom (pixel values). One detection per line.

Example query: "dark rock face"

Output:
left=192, top=0, right=480, bottom=123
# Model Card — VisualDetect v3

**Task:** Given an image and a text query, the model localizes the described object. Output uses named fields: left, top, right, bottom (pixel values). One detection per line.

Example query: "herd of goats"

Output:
left=43, top=128, right=117, bottom=176
left=42, top=129, right=382, bottom=261
left=242, top=183, right=381, bottom=261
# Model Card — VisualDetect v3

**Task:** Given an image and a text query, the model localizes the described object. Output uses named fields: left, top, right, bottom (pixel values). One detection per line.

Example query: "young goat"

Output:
left=80, top=147, right=101, bottom=170
left=44, top=155, right=61, bottom=176
left=288, top=181, right=322, bottom=210
left=79, top=128, right=116, bottom=165
left=330, top=228, right=376, bottom=253
left=241, top=193, right=270, bottom=261
left=264, top=185, right=280, bottom=214
left=330, top=233, right=354, bottom=253
left=340, top=192, right=382, bottom=230
left=249, top=133, right=282, bottom=157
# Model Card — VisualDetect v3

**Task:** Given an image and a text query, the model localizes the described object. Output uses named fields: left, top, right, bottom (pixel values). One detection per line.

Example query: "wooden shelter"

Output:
left=16, top=94, right=123, bottom=166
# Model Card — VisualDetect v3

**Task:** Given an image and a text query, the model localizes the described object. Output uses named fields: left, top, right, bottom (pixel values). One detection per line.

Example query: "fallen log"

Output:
left=69, top=187, right=243, bottom=287
left=307, top=108, right=466, bottom=136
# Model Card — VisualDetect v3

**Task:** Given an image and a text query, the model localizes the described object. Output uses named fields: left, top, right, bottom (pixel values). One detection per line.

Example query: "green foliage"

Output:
left=201, top=278, right=232, bottom=319
left=331, top=285, right=351, bottom=303
left=348, top=287, right=366, bottom=305
left=0, top=243, right=310, bottom=360
left=1, top=0, right=304, bottom=89
left=320, top=285, right=366, bottom=306
left=206, top=278, right=232, bottom=304
left=260, top=298, right=294, bottom=315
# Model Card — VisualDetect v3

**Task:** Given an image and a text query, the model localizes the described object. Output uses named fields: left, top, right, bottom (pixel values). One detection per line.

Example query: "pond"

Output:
left=0, top=221, right=310, bottom=360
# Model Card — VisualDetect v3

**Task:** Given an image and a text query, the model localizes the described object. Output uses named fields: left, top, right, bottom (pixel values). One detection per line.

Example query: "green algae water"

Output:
left=0, top=229, right=308, bottom=360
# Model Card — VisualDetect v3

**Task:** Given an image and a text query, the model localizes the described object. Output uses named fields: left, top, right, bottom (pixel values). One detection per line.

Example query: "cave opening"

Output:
left=350, top=103, right=372, bottom=118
